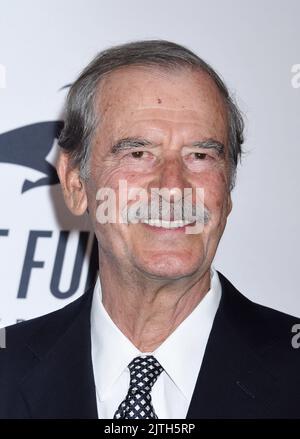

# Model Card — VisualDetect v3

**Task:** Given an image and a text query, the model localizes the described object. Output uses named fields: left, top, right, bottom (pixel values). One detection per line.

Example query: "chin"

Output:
left=136, top=253, right=202, bottom=280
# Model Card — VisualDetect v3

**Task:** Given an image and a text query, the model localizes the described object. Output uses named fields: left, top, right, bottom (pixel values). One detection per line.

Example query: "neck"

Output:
left=98, top=252, right=211, bottom=352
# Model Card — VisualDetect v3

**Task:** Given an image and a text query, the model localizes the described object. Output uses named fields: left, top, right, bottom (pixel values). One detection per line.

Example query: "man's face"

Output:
left=85, top=66, right=232, bottom=280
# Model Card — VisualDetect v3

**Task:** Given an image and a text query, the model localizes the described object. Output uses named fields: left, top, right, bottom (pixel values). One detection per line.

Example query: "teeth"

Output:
left=141, top=219, right=194, bottom=228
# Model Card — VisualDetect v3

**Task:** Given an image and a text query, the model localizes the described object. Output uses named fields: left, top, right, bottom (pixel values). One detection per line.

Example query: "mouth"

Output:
left=140, top=219, right=196, bottom=232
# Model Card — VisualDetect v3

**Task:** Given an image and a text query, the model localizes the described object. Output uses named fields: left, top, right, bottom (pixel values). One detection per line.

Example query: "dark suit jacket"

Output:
left=0, top=271, right=300, bottom=419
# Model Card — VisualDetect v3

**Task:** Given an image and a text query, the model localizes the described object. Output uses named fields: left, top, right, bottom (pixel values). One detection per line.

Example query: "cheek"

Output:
left=87, top=165, right=150, bottom=228
left=194, top=170, right=229, bottom=214
left=92, top=158, right=153, bottom=189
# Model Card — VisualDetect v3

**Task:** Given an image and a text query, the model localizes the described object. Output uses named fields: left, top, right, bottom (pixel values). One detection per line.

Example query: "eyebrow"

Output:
left=111, top=137, right=153, bottom=153
left=111, top=136, right=225, bottom=155
left=190, top=139, right=225, bottom=156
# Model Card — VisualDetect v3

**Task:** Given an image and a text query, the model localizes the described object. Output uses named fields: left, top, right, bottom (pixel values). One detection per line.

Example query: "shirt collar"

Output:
left=91, top=266, right=221, bottom=402
left=152, top=266, right=221, bottom=399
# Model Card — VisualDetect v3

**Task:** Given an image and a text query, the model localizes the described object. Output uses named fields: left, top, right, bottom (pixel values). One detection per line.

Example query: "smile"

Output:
left=140, top=219, right=195, bottom=229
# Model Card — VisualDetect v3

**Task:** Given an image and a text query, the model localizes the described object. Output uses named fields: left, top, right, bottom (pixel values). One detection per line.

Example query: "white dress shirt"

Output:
left=90, top=265, right=222, bottom=419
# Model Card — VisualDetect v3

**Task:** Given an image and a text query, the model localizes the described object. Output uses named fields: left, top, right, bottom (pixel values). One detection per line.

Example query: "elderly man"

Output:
left=0, top=40, right=299, bottom=419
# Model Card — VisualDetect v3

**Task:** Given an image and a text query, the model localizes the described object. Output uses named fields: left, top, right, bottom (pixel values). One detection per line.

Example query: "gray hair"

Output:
left=58, top=40, right=244, bottom=190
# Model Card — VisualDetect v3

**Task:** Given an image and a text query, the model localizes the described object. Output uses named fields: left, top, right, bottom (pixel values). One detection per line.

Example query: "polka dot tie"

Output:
left=113, top=355, right=164, bottom=419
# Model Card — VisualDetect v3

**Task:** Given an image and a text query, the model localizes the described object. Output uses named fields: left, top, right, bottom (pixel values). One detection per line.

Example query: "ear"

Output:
left=56, top=151, right=88, bottom=215
left=227, top=193, right=233, bottom=216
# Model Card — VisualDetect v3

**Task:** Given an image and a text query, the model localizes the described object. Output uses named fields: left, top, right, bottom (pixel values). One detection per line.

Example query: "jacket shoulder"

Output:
left=218, top=271, right=299, bottom=331
left=1, top=288, right=93, bottom=355
left=0, top=288, right=94, bottom=419
left=217, top=271, right=300, bottom=372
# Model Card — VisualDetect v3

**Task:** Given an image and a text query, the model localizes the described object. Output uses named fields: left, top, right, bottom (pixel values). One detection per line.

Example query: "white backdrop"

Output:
left=0, top=0, right=299, bottom=327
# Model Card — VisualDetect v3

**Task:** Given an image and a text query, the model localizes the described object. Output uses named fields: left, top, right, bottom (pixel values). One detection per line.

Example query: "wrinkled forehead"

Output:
left=96, top=65, right=227, bottom=117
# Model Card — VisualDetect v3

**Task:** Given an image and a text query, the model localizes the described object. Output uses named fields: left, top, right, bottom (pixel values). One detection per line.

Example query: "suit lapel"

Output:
left=20, top=290, right=98, bottom=419
left=186, top=272, right=280, bottom=419
left=17, top=271, right=282, bottom=419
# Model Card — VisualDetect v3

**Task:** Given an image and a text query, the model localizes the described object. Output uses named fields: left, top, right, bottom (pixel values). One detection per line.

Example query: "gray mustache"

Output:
left=123, top=200, right=211, bottom=224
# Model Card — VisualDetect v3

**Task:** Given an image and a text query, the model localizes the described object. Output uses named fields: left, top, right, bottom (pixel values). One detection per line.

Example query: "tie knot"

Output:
left=128, top=355, right=164, bottom=393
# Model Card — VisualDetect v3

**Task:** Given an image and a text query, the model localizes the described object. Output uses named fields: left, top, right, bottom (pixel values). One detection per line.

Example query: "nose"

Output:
left=155, top=154, right=189, bottom=201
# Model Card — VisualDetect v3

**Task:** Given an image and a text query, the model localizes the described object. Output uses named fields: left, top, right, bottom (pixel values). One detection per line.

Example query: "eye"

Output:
left=131, top=151, right=144, bottom=158
left=194, top=152, right=207, bottom=160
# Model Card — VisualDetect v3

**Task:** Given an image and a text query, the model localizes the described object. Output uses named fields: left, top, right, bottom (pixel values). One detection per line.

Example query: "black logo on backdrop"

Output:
left=0, top=119, right=98, bottom=306
left=0, top=121, right=63, bottom=192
